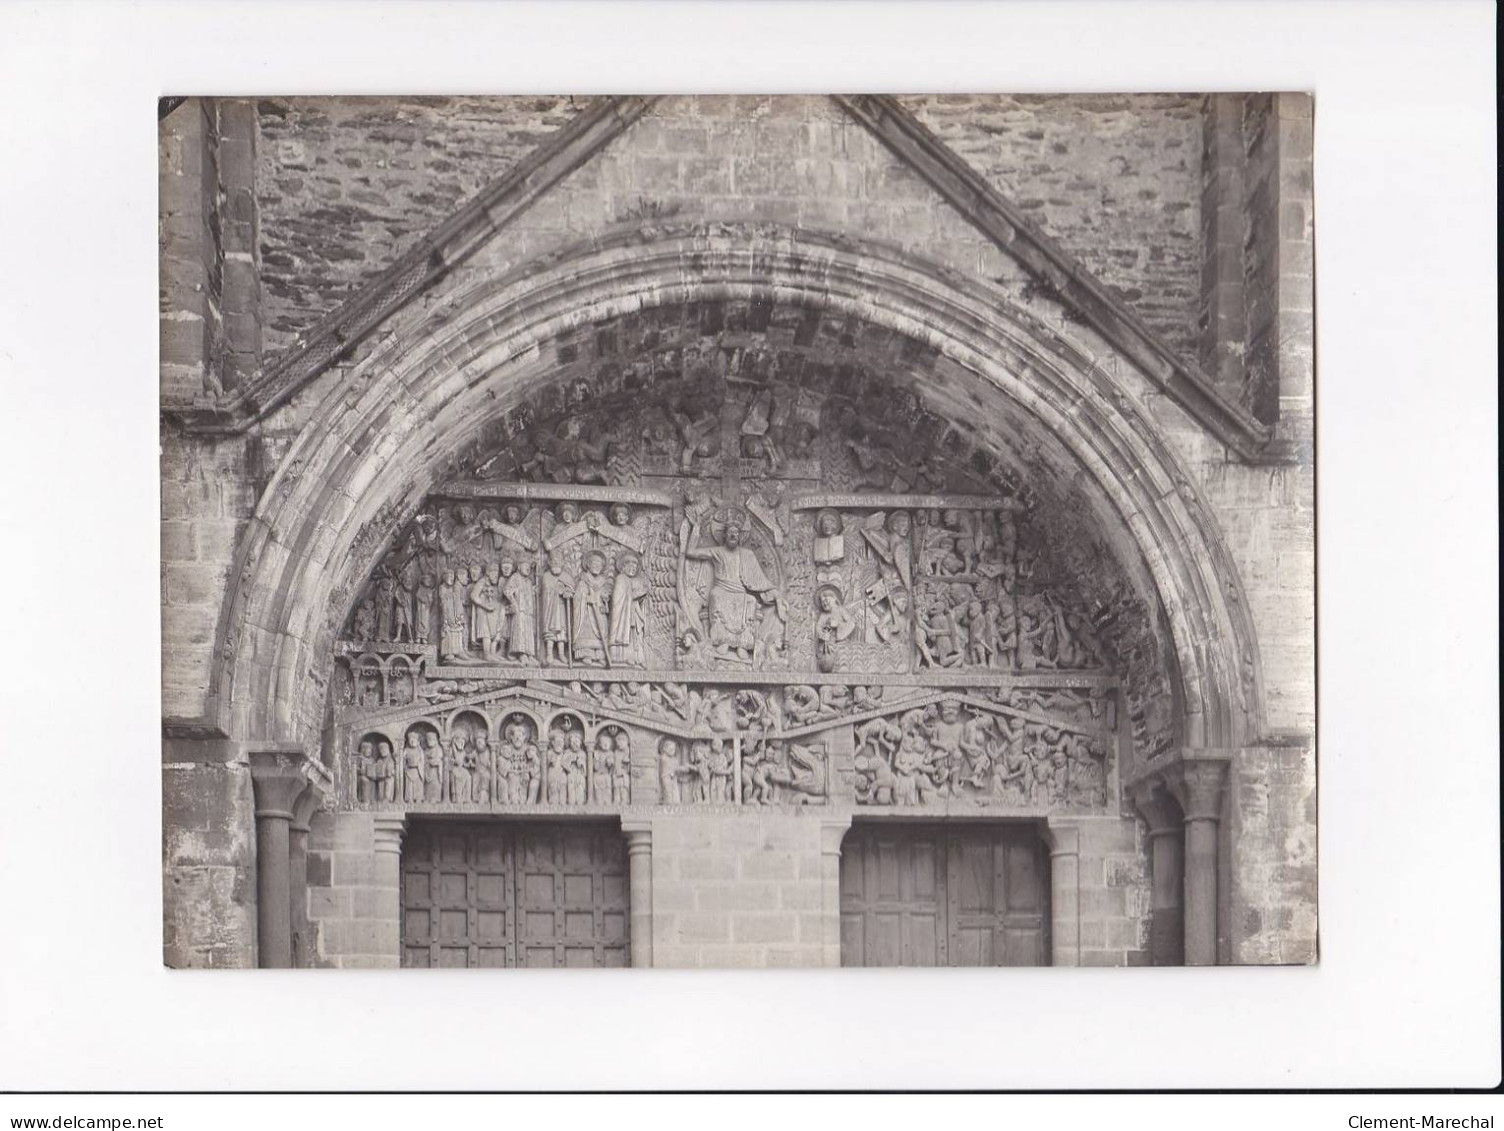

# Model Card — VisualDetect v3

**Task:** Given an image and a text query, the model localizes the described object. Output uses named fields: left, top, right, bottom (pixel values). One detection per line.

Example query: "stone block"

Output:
left=763, top=945, right=824, bottom=968
left=673, top=912, right=731, bottom=944
left=675, top=853, right=738, bottom=882
left=696, top=882, right=780, bottom=912
left=351, top=886, right=399, bottom=921
left=738, top=850, right=797, bottom=881
left=331, top=851, right=376, bottom=887
left=649, top=881, right=697, bottom=913
left=308, top=886, right=348, bottom=920
left=730, top=913, right=798, bottom=945
left=779, top=883, right=824, bottom=912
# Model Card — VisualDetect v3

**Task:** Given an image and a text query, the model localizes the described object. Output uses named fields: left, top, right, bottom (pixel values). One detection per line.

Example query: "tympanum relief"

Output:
left=333, top=369, right=1152, bottom=815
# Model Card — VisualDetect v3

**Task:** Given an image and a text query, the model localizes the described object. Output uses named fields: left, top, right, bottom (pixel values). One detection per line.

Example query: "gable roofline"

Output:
left=166, top=92, right=1274, bottom=459
left=163, top=95, right=659, bottom=434
left=835, top=95, right=1274, bottom=459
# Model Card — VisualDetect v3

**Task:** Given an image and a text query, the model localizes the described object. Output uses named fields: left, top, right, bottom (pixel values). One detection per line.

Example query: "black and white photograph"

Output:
left=0, top=0, right=1497, bottom=1105
left=158, top=91, right=1316, bottom=972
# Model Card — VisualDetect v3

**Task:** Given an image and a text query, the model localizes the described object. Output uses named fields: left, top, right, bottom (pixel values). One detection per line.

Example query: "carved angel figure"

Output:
left=814, top=584, right=857, bottom=671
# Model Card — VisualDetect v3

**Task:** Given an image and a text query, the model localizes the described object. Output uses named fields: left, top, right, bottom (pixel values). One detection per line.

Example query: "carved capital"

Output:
left=1167, top=752, right=1233, bottom=823
left=249, top=751, right=315, bottom=821
left=290, top=786, right=322, bottom=835
left=1042, top=817, right=1081, bottom=858
left=620, top=821, right=653, bottom=857
left=372, top=815, right=408, bottom=856
left=1132, top=781, right=1184, bottom=839
left=819, top=816, right=854, bottom=857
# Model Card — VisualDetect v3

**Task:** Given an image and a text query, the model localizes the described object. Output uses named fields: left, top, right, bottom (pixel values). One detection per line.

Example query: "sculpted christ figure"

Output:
left=684, top=514, right=784, bottom=664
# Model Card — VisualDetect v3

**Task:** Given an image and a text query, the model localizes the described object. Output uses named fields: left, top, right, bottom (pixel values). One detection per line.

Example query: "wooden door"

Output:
left=401, top=821, right=628, bottom=968
left=840, top=823, right=1049, bottom=967
left=515, top=825, right=630, bottom=968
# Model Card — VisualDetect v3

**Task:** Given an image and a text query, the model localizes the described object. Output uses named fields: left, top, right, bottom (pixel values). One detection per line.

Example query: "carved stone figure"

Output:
left=563, top=730, right=588, bottom=805
left=657, top=736, right=683, bottom=804
left=684, top=740, right=712, bottom=803
left=544, top=730, right=569, bottom=803
left=612, top=731, right=632, bottom=804
left=540, top=552, right=576, bottom=666
left=707, top=739, right=734, bottom=803
left=468, top=562, right=504, bottom=661
left=813, top=508, right=845, bottom=566
left=353, top=596, right=377, bottom=642
left=499, top=717, right=540, bottom=805
left=670, top=400, right=721, bottom=474
left=814, top=583, right=857, bottom=672
left=422, top=733, right=444, bottom=802
left=355, top=739, right=374, bottom=804
left=481, top=503, right=538, bottom=556
left=743, top=739, right=827, bottom=805
left=608, top=553, right=649, bottom=667
left=591, top=732, right=615, bottom=804
left=375, top=569, right=397, bottom=640
left=413, top=573, right=436, bottom=645
left=470, top=733, right=493, bottom=804
left=391, top=575, right=414, bottom=644
left=570, top=550, right=611, bottom=667
left=448, top=734, right=472, bottom=804
left=402, top=734, right=424, bottom=803
left=892, top=724, right=944, bottom=805
left=438, top=569, right=467, bottom=661
left=372, top=740, right=396, bottom=803
left=503, top=558, right=537, bottom=661
left=854, top=719, right=902, bottom=805
left=681, top=510, right=785, bottom=665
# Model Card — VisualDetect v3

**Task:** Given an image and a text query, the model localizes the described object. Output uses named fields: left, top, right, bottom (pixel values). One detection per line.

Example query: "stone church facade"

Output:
left=159, top=94, right=1315, bottom=969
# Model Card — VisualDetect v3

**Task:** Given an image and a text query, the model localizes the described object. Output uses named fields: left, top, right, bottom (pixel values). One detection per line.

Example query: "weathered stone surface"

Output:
left=256, top=96, right=598, bottom=356
left=898, top=94, right=1205, bottom=362
left=160, top=94, right=1315, bottom=971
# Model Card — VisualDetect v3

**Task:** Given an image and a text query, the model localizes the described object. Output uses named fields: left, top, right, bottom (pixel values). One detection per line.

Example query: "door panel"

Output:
left=840, top=823, right=1049, bottom=967
left=401, top=821, right=628, bottom=969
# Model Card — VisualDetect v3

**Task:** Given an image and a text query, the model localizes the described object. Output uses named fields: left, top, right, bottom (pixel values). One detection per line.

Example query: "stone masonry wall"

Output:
left=1226, top=746, right=1318, bottom=963
left=162, top=94, right=1314, bottom=966
left=899, top=93, right=1204, bottom=362
left=255, top=96, right=595, bottom=358
left=160, top=430, right=257, bottom=723
left=647, top=814, right=832, bottom=968
left=304, top=810, right=401, bottom=968
left=158, top=101, right=219, bottom=401
left=162, top=741, right=257, bottom=968
left=1071, top=816, right=1153, bottom=967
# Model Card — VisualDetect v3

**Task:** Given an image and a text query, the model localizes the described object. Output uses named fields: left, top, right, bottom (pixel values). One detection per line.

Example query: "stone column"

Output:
left=1134, top=782, right=1186, bottom=966
left=288, top=786, right=321, bottom=968
left=372, top=815, right=408, bottom=967
left=621, top=821, right=654, bottom=969
left=249, top=753, right=310, bottom=969
left=819, top=817, right=853, bottom=968
left=1043, top=818, right=1082, bottom=967
left=1172, top=756, right=1231, bottom=966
